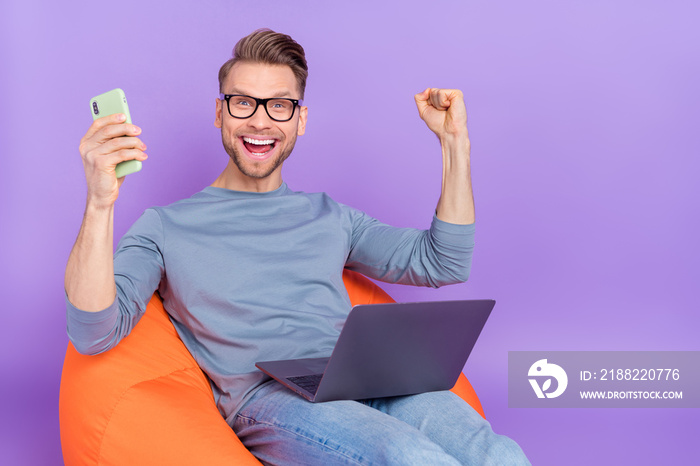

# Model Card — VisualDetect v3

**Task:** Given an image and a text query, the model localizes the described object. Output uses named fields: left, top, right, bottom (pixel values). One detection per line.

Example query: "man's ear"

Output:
left=297, top=105, right=308, bottom=136
left=215, top=98, right=223, bottom=128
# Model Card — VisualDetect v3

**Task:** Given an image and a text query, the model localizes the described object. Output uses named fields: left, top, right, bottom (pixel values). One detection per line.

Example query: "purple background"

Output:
left=2, top=1, right=698, bottom=464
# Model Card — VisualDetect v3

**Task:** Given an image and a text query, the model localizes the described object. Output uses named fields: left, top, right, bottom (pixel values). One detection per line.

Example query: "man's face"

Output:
left=215, top=62, right=307, bottom=185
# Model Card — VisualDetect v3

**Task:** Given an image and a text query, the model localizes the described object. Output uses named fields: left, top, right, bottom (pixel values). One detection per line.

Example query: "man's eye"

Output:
left=270, top=100, right=291, bottom=109
left=234, top=99, right=252, bottom=106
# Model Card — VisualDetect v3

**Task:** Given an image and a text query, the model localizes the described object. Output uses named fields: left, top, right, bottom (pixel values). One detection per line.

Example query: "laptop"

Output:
left=255, top=299, right=495, bottom=402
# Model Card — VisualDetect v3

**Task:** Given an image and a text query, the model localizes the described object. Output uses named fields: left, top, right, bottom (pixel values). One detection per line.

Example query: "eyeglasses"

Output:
left=219, top=94, right=303, bottom=122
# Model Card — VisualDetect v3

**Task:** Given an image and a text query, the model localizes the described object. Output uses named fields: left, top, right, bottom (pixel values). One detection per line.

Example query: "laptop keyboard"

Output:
left=287, top=374, right=324, bottom=396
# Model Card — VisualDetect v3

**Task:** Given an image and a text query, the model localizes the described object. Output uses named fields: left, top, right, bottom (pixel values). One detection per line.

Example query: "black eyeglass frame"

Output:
left=219, top=94, right=304, bottom=122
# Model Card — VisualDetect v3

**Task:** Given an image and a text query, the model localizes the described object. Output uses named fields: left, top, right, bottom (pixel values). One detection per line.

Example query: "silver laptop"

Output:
left=255, top=299, right=495, bottom=402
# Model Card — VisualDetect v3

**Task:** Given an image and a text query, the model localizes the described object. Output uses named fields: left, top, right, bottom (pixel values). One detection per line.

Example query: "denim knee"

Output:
left=478, top=432, right=531, bottom=466
left=370, top=429, right=462, bottom=466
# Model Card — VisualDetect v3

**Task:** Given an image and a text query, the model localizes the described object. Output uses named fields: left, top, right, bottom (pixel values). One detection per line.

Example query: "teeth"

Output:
left=243, top=137, right=275, bottom=145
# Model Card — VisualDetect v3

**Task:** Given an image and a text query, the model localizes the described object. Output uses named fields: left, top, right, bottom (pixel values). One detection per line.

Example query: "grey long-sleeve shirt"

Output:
left=66, top=183, right=475, bottom=424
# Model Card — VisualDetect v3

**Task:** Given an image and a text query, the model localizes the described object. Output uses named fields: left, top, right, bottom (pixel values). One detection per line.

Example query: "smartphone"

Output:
left=89, top=88, right=142, bottom=178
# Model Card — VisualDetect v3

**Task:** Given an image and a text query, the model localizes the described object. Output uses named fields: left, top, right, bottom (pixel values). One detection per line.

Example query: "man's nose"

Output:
left=246, top=104, right=273, bottom=129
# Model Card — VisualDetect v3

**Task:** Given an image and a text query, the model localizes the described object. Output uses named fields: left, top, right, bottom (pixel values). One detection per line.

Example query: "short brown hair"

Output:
left=218, top=28, right=308, bottom=99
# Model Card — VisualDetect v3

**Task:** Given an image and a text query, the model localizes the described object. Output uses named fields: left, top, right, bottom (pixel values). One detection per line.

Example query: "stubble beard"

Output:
left=221, top=131, right=297, bottom=180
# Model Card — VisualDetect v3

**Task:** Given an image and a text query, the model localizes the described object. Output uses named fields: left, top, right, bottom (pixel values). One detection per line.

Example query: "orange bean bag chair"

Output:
left=59, top=269, right=484, bottom=465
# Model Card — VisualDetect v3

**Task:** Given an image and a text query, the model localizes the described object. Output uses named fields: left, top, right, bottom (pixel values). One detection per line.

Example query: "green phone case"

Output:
left=89, top=88, right=142, bottom=178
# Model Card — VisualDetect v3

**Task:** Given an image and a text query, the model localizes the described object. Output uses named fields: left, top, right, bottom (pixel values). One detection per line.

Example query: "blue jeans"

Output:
left=232, top=381, right=530, bottom=465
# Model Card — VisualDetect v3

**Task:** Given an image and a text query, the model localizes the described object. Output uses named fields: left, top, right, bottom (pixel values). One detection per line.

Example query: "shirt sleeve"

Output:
left=66, top=208, right=165, bottom=355
left=343, top=207, right=475, bottom=288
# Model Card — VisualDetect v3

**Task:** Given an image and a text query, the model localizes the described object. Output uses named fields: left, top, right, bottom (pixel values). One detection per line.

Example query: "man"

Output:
left=66, top=29, right=529, bottom=465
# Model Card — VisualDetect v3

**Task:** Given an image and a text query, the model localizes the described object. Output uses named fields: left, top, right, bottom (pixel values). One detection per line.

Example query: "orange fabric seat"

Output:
left=59, top=270, right=484, bottom=465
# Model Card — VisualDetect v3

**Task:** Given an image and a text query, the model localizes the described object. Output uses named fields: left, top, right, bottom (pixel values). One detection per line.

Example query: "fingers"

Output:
left=80, top=115, right=142, bottom=154
left=84, top=136, right=148, bottom=167
left=414, top=88, right=465, bottom=119
left=99, top=121, right=142, bottom=142
left=429, top=88, right=447, bottom=110
left=85, top=149, right=145, bottom=177
left=78, top=114, right=148, bottom=208
left=81, top=134, right=146, bottom=167
left=80, top=117, right=145, bottom=157
left=83, top=142, right=147, bottom=175
left=83, top=113, right=127, bottom=140
left=80, top=116, right=147, bottom=181
left=414, top=88, right=431, bottom=103
left=425, top=88, right=462, bottom=109
left=99, top=135, right=147, bottom=155
left=100, top=148, right=148, bottom=172
left=414, top=88, right=433, bottom=120
left=414, top=87, right=469, bottom=138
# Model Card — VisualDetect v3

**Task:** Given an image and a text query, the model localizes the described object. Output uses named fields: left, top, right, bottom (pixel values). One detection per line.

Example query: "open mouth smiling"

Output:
left=241, top=136, right=278, bottom=159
